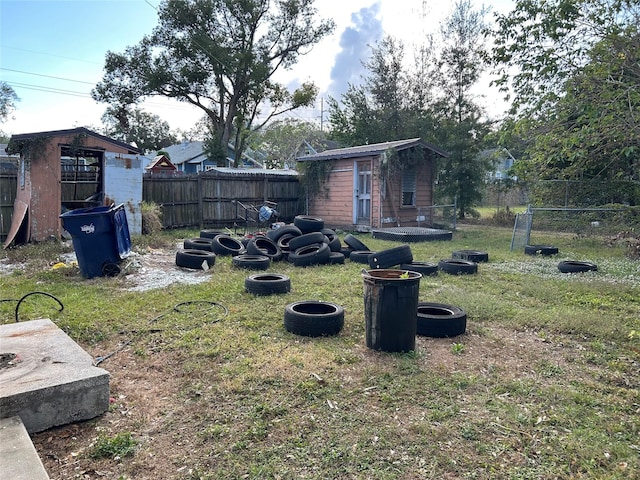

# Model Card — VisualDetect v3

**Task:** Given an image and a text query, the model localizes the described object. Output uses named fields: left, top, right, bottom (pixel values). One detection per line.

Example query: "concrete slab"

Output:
left=0, top=416, right=50, bottom=480
left=0, top=319, right=110, bottom=433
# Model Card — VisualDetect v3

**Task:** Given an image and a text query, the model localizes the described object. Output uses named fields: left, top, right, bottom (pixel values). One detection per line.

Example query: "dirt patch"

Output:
left=118, top=246, right=213, bottom=292
left=29, top=324, right=589, bottom=479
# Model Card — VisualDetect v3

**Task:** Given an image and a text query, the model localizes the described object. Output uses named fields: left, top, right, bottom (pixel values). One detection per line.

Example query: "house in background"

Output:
left=482, top=148, right=517, bottom=181
left=296, top=138, right=448, bottom=231
left=162, top=141, right=212, bottom=173
left=162, top=140, right=266, bottom=173
left=145, top=154, right=178, bottom=175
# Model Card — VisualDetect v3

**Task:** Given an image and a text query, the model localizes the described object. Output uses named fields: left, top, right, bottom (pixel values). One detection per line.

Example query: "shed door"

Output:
left=354, top=161, right=371, bottom=225
left=103, top=153, right=145, bottom=235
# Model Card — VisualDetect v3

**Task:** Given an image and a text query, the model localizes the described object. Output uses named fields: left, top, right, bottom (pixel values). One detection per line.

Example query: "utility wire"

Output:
left=0, top=67, right=97, bottom=85
left=7, top=81, right=94, bottom=99
left=1, top=45, right=103, bottom=65
left=5, top=80, right=201, bottom=113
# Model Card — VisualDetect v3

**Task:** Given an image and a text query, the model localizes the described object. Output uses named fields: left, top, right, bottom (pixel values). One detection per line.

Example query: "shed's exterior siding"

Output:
left=308, top=155, right=434, bottom=230
left=381, top=158, right=434, bottom=226
left=299, top=138, right=445, bottom=230
left=308, top=158, right=356, bottom=228
left=17, top=132, right=135, bottom=241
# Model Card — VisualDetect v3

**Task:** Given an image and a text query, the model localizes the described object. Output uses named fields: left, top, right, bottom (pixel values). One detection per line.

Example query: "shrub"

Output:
left=141, top=201, right=163, bottom=235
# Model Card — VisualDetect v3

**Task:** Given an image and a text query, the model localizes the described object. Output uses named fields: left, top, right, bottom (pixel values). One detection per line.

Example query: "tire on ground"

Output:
left=349, top=250, right=375, bottom=264
left=329, top=252, right=345, bottom=264
left=293, top=215, right=324, bottom=234
left=452, top=249, right=489, bottom=263
left=245, top=273, right=291, bottom=295
left=246, top=236, right=282, bottom=261
left=232, top=254, right=271, bottom=270
left=416, top=302, right=467, bottom=337
left=183, top=237, right=214, bottom=251
left=438, top=258, right=478, bottom=275
left=284, top=300, right=344, bottom=337
left=176, top=249, right=216, bottom=269
left=557, top=260, right=598, bottom=273
left=266, top=224, right=302, bottom=242
left=324, top=233, right=342, bottom=252
left=525, top=245, right=559, bottom=256
left=200, top=230, right=229, bottom=239
left=400, top=262, right=438, bottom=276
left=368, top=244, right=413, bottom=269
left=340, top=246, right=353, bottom=258
left=289, top=243, right=331, bottom=267
left=288, top=231, right=325, bottom=252
left=277, top=233, right=298, bottom=253
left=343, top=233, right=369, bottom=251
left=211, top=235, right=245, bottom=256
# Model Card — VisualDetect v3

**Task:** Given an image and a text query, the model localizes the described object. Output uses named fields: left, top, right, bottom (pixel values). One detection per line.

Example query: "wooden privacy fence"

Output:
left=142, top=170, right=303, bottom=230
left=0, top=169, right=302, bottom=240
left=1, top=172, right=18, bottom=241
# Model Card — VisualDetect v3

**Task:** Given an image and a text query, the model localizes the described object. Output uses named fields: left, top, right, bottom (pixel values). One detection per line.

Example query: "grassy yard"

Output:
left=1, top=225, right=639, bottom=479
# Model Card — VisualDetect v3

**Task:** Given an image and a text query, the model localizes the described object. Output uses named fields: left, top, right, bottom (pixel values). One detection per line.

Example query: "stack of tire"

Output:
left=266, top=215, right=344, bottom=267
left=345, top=235, right=438, bottom=276
left=437, top=249, right=488, bottom=275
left=175, top=235, right=218, bottom=270
left=342, top=233, right=375, bottom=264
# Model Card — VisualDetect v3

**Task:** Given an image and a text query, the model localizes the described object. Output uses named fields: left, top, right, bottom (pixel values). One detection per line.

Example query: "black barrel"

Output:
left=362, top=269, right=422, bottom=352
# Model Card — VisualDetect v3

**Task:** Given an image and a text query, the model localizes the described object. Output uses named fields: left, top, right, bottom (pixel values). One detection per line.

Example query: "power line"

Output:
left=0, top=67, right=97, bottom=85
left=0, top=45, right=102, bottom=65
left=6, top=80, right=203, bottom=113
left=7, top=81, right=93, bottom=99
left=143, top=0, right=158, bottom=11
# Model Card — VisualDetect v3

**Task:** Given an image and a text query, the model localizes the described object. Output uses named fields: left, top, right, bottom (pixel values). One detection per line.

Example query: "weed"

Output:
left=451, top=342, right=465, bottom=355
left=89, top=432, right=137, bottom=460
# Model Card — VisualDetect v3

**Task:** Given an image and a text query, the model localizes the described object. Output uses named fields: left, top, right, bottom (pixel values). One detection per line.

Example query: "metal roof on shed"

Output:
left=206, top=167, right=298, bottom=176
left=7, top=127, right=142, bottom=155
left=296, top=138, right=448, bottom=162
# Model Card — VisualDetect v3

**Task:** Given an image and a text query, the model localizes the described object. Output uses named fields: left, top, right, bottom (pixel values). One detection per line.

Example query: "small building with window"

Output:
left=296, top=138, right=448, bottom=231
left=3, top=127, right=145, bottom=246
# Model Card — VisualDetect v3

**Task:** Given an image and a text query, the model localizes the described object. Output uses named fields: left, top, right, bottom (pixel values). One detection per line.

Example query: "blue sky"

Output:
left=1, top=0, right=513, bottom=137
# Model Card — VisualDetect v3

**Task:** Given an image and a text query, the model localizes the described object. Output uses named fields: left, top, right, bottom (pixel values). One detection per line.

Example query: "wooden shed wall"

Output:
left=308, top=158, right=357, bottom=228
left=308, top=154, right=434, bottom=229
left=25, top=133, right=134, bottom=241
left=29, top=140, right=62, bottom=240
left=380, top=158, right=434, bottom=227
left=0, top=172, right=17, bottom=241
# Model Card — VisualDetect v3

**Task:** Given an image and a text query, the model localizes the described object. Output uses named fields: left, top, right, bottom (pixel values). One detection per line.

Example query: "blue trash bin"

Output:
left=60, top=204, right=132, bottom=278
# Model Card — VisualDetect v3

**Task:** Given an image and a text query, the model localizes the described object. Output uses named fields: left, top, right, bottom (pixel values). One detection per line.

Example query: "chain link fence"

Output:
left=511, top=205, right=640, bottom=251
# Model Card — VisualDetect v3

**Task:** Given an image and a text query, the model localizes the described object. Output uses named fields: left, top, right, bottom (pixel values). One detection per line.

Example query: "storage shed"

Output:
left=296, top=138, right=448, bottom=231
left=3, top=127, right=145, bottom=247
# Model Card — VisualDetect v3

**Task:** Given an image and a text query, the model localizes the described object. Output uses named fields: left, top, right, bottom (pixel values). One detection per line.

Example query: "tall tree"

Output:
left=102, top=107, right=178, bottom=153
left=433, top=0, right=491, bottom=218
left=490, top=0, right=637, bottom=116
left=0, top=82, right=19, bottom=124
left=490, top=0, right=640, bottom=204
left=248, top=118, right=326, bottom=169
left=92, top=0, right=334, bottom=166
left=364, top=35, right=408, bottom=139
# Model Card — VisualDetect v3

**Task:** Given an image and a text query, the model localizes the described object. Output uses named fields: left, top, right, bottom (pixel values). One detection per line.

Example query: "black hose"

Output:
left=2, top=291, right=65, bottom=323
left=94, top=300, right=228, bottom=366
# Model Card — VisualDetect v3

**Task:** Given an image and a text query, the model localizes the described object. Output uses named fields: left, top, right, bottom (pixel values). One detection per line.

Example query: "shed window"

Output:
left=401, top=167, right=416, bottom=206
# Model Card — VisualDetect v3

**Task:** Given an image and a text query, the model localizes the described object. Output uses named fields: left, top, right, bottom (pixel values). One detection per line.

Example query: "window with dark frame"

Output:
left=401, top=166, right=416, bottom=206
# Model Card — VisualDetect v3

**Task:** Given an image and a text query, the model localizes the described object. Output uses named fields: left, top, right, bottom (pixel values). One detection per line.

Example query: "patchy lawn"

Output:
left=1, top=225, right=638, bottom=479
